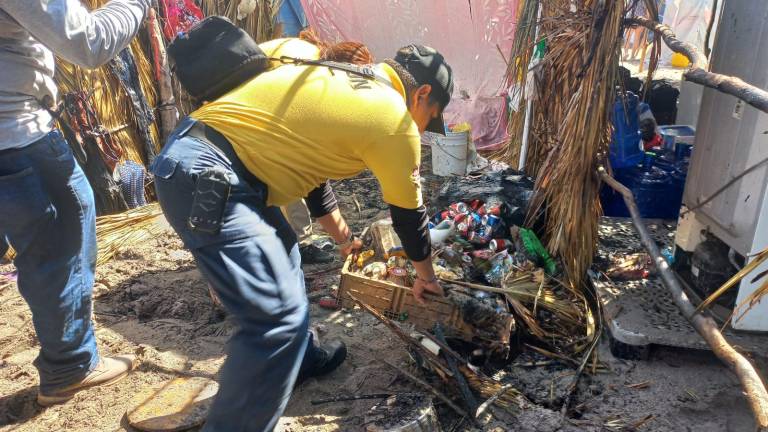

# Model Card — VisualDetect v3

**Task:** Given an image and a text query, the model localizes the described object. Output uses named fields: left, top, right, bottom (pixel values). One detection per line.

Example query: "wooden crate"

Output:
left=338, top=256, right=474, bottom=339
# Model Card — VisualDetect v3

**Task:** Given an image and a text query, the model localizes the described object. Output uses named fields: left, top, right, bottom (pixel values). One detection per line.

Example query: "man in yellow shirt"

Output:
left=151, top=43, right=452, bottom=432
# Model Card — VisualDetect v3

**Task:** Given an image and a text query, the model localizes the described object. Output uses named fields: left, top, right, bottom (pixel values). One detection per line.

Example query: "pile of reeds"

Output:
left=95, top=203, right=165, bottom=266
left=0, top=204, right=164, bottom=271
left=503, top=0, right=627, bottom=288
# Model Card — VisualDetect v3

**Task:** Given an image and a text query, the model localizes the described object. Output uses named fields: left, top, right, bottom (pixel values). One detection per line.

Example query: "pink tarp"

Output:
left=300, top=0, right=519, bottom=150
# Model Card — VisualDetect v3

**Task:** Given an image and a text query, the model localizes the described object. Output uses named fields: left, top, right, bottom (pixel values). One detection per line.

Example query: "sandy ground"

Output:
left=0, top=151, right=759, bottom=431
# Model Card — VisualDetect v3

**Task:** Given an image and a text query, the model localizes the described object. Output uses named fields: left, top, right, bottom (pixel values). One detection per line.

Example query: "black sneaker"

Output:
left=300, top=244, right=335, bottom=265
left=296, top=340, right=347, bottom=385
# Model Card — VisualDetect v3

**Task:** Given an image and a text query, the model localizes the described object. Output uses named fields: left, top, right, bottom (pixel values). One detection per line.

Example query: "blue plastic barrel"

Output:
left=601, top=154, right=690, bottom=219
left=609, top=92, right=643, bottom=169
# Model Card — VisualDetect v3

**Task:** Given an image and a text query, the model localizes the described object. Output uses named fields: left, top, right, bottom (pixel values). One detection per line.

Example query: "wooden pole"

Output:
left=599, top=167, right=768, bottom=430
left=147, top=8, right=179, bottom=143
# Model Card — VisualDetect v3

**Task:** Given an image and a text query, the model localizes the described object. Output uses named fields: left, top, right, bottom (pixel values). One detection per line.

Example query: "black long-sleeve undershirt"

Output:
left=304, top=181, right=431, bottom=261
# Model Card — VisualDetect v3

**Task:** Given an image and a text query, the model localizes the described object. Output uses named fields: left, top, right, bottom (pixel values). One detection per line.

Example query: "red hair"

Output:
left=299, top=29, right=374, bottom=65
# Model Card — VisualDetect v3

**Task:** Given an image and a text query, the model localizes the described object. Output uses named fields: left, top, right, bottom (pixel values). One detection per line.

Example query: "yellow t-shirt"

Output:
left=258, top=38, right=321, bottom=67
left=191, top=39, right=423, bottom=210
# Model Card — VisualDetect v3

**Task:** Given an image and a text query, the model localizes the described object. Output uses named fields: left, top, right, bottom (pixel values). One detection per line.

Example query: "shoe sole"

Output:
left=37, top=369, right=131, bottom=407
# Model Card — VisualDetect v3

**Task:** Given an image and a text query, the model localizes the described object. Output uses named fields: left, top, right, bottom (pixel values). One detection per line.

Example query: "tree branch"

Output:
left=625, top=16, right=768, bottom=114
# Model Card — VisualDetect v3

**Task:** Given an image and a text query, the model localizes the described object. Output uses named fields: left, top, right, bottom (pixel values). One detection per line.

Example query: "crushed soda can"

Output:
left=479, top=204, right=503, bottom=216
left=387, top=255, right=407, bottom=268
left=453, top=212, right=469, bottom=224
left=450, top=202, right=468, bottom=214
left=363, top=262, right=388, bottom=279
left=356, top=249, right=375, bottom=268
left=385, top=246, right=407, bottom=259
left=469, top=199, right=483, bottom=211
left=468, top=229, right=491, bottom=245
left=456, top=222, right=470, bottom=237
left=484, top=214, right=501, bottom=228
left=434, top=210, right=453, bottom=223
left=469, top=212, right=482, bottom=227
left=489, top=239, right=510, bottom=252
left=387, top=267, right=409, bottom=286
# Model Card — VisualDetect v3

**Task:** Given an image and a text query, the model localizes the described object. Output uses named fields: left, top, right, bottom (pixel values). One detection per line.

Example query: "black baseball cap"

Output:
left=394, top=44, right=454, bottom=135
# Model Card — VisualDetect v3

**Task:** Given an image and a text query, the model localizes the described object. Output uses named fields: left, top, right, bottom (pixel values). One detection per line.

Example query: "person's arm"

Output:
left=304, top=181, right=362, bottom=257
left=389, top=204, right=442, bottom=303
left=362, top=133, right=444, bottom=303
left=1, top=0, right=150, bottom=69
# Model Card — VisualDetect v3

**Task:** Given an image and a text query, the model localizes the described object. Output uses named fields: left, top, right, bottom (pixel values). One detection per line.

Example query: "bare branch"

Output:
left=626, top=17, right=768, bottom=114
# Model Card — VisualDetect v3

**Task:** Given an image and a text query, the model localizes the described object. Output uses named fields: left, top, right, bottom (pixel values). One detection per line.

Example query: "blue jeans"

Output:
left=0, top=130, right=99, bottom=393
left=151, top=118, right=311, bottom=432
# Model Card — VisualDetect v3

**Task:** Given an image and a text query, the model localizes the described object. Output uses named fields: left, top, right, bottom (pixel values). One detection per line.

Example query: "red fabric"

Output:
left=643, top=134, right=664, bottom=151
left=160, top=0, right=204, bottom=41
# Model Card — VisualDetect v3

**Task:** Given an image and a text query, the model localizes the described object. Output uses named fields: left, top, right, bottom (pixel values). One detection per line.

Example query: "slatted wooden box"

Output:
left=337, top=255, right=474, bottom=339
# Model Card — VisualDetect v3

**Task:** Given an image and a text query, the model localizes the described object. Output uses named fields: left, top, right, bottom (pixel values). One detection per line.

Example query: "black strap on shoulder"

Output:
left=271, top=56, right=398, bottom=91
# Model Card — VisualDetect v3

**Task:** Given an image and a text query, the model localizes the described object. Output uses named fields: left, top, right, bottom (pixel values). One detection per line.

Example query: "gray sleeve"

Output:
left=0, top=0, right=150, bottom=69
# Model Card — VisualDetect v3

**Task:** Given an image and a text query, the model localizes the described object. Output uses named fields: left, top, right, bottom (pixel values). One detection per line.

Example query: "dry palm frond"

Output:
left=699, top=247, right=768, bottom=323
left=733, top=279, right=768, bottom=323
left=442, top=267, right=595, bottom=358
left=502, top=0, right=627, bottom=289
left=490, top=0, right=540, bottom=167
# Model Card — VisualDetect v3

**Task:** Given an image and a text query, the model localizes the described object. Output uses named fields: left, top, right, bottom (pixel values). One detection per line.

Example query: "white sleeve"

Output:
left=0, top=0, right=150, bottom=69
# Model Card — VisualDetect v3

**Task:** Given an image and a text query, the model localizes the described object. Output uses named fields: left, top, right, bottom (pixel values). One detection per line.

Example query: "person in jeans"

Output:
left=0, top=0, right=149, bottom=406
left=152, top=40, right=452, bottom=431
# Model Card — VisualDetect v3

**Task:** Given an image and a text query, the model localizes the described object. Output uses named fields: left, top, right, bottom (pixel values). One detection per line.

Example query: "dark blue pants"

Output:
left=151, top=118, right=311, bottom=432
left=0, top=131, right=99, bottom=393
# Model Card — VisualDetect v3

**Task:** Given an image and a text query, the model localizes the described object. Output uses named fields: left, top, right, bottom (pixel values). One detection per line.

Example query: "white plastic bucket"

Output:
left=431, top=131, right=469, bottom=176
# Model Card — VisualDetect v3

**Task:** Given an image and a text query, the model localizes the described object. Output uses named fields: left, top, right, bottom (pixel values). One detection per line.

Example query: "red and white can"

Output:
left=489, top=239, right=509, bottom=252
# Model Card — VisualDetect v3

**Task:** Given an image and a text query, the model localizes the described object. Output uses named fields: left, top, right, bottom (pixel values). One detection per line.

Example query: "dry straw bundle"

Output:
left=95, top=203, right=165, bottom=266
left=0, top=203, right=164, bottom=290
left=55, top=0, right=161, bottom=166
left=504, top=0, right=627, bottom=289
left=197, top=0, right=282, bottom=42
